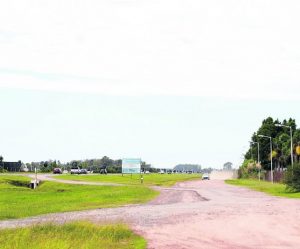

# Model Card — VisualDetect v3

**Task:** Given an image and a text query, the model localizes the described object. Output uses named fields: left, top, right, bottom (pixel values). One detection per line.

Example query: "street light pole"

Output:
left=249, top=141, right=253, bottom=160
left=249, top=141, right=261, bottom=181
left=275, top=124, right=293, bottom=169
left=290, top=126, right=294, bottom=167
left=258, top=135, right=273, bottom=184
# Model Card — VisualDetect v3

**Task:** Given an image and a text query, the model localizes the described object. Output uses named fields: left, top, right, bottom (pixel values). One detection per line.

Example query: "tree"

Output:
left=285, top=163, right=300, bottom=192
left=244, top=117, right=300, bottom=172
left=0, top=155, right=3, bottom=172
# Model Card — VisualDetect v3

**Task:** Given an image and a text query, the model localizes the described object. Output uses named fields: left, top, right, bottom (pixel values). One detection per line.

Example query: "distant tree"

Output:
left=79, top=161, right=89, bottom=169
left=71, top=161, right=79, bottom=168
left=0, top=155, right=3, bottom=172
left=16, top=157, right=155, bottom=174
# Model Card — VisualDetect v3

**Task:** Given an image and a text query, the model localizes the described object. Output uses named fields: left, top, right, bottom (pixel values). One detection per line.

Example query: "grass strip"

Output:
left=225, top=179, right=300, bottom=198
left=0, top=221, right=146, bottom=249
left=0, top=175, right=158, bottom=220
left=55, top=173, right=201, bottom=187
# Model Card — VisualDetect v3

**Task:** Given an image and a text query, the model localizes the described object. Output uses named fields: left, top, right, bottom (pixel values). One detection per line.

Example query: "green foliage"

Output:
left=226, top=179, right=300, bottom=198
left=238, top=159, right=261, bottom=179
left=284, top=163, right=300, bottom=192
left=38, top=160, right=58, bottom=172
left=25, top=157, right=152, bottom=174
left=0, top=155, right=3, bottom=173
left=0, top=221, right=146, bottom=249
left=244, top=117, right=300, bottom=171
left=0, top=175, right=158, bottom=220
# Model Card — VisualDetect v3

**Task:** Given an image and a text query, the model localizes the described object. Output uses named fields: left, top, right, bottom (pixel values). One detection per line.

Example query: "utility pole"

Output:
left=258, top=135, right=273, bottom=183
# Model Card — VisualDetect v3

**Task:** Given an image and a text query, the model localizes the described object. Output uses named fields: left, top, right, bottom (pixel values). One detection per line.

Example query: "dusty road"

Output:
left=28, top=174, right=122, bottom=186
left=1, top=179, right=300, bottom=249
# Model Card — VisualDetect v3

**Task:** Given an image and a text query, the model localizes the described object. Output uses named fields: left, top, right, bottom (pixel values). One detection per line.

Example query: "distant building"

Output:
left=173, top=164, right=201, bottom=173
left=2, top=161, right=22, bottom=172
left=223, top=162, right=233, bottom=170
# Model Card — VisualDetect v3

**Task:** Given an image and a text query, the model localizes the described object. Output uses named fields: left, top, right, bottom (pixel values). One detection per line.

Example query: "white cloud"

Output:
left=0, top=0, right=300, bottom=99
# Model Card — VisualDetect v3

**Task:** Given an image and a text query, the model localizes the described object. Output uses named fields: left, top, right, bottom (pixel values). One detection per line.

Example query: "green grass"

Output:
left=225, top=179, right=300, bottom=198
left=0, top=221, right=146, bottom=249
left=55, top=173, right=201, bottom=187
left=0, top=175, right=158, bottom=220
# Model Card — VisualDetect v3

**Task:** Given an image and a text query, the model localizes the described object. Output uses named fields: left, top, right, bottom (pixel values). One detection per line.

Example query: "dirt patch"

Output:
left=148, top=187, right=208, bottom=205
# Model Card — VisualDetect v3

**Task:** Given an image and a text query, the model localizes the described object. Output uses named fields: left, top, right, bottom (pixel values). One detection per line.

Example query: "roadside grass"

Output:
left=0, top=175, right=158, bottom=220
left=55, top=173, right=201, bottom=187
left=0, top=221, right=146, bottom=249
left=225, top=179, right=300, bottom=198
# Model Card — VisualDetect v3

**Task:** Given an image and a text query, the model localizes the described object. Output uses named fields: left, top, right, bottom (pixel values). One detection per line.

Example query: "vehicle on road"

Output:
left=70, top=167, right=81, bottom=174
left=53, top=168, right=62, bottom=174
left=80, top=169, right=88, bottom=174
left=202, top=173, right=210, bottom=180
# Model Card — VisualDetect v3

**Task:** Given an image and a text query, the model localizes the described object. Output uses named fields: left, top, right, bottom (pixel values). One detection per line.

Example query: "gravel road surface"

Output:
left=1, top=179, right=300, bottom=249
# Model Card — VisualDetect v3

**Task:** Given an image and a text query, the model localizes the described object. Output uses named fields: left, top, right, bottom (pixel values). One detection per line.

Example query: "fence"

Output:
left=264, top=170, right=285, bottom=183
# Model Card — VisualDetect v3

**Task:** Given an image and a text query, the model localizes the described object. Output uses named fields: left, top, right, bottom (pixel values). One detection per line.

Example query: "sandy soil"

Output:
left=1, top=179, right=300, bottom=249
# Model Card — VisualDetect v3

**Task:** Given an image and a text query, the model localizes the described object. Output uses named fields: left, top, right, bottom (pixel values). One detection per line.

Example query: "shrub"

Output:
left=238, top=159, right=261, bottom=179
left=0, top=168, right=7, bottom=173
left=284, top=163, right=300, bottom=192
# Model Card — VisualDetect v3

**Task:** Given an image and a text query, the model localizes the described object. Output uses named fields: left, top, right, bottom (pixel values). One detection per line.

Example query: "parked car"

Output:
left=70, top=167, right=81, bottom=174
left=53, top=168, right=62, bottom=174
left=202, top=173, right=210, bottom=180
left=80, top=169, right=88, bottom=174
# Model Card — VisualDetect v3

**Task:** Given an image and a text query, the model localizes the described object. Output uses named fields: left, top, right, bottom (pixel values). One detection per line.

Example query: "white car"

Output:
left=70, top=167, right=81, bottom=174
left=202, top=173, right=210, bottom=180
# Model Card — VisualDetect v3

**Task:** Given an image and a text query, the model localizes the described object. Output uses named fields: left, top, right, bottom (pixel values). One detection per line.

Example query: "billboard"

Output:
left=122, top=158, right=141, bottom=174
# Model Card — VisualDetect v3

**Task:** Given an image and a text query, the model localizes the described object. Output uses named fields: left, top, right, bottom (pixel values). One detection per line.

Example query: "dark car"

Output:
left=53, top=168, right=62, bottom=174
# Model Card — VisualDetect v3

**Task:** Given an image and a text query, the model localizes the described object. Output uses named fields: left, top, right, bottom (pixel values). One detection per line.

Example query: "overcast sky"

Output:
left=1, top=1, right=300, bottom=168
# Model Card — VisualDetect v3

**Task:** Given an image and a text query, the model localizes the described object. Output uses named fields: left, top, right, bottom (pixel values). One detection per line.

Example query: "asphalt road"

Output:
left=1, top=178, right=300, bottom=249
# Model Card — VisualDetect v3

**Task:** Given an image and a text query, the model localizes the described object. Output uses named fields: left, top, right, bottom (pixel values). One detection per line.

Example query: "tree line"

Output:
left=24, top=156, right=153, bottom=173
left=0, top=156, right=154, bottom=173
left=241, top=117, right=300, bottom=178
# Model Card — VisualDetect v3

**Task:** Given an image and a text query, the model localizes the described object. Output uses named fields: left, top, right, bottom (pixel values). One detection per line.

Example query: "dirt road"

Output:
left=1, top=179, right=300, bottom=249
left=28, top=174, right=122, bottom=186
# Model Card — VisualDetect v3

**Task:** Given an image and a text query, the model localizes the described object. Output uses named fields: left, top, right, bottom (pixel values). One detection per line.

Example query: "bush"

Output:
left=238, top=159, right=261, bottom=179
left=284, top=163, right=300, bottom=192
left=0, top=168, right=7, bottom=173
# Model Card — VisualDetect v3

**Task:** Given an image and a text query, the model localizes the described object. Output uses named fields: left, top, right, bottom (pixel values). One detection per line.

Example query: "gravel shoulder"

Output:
left=1, top=178, right=300, bottom=248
